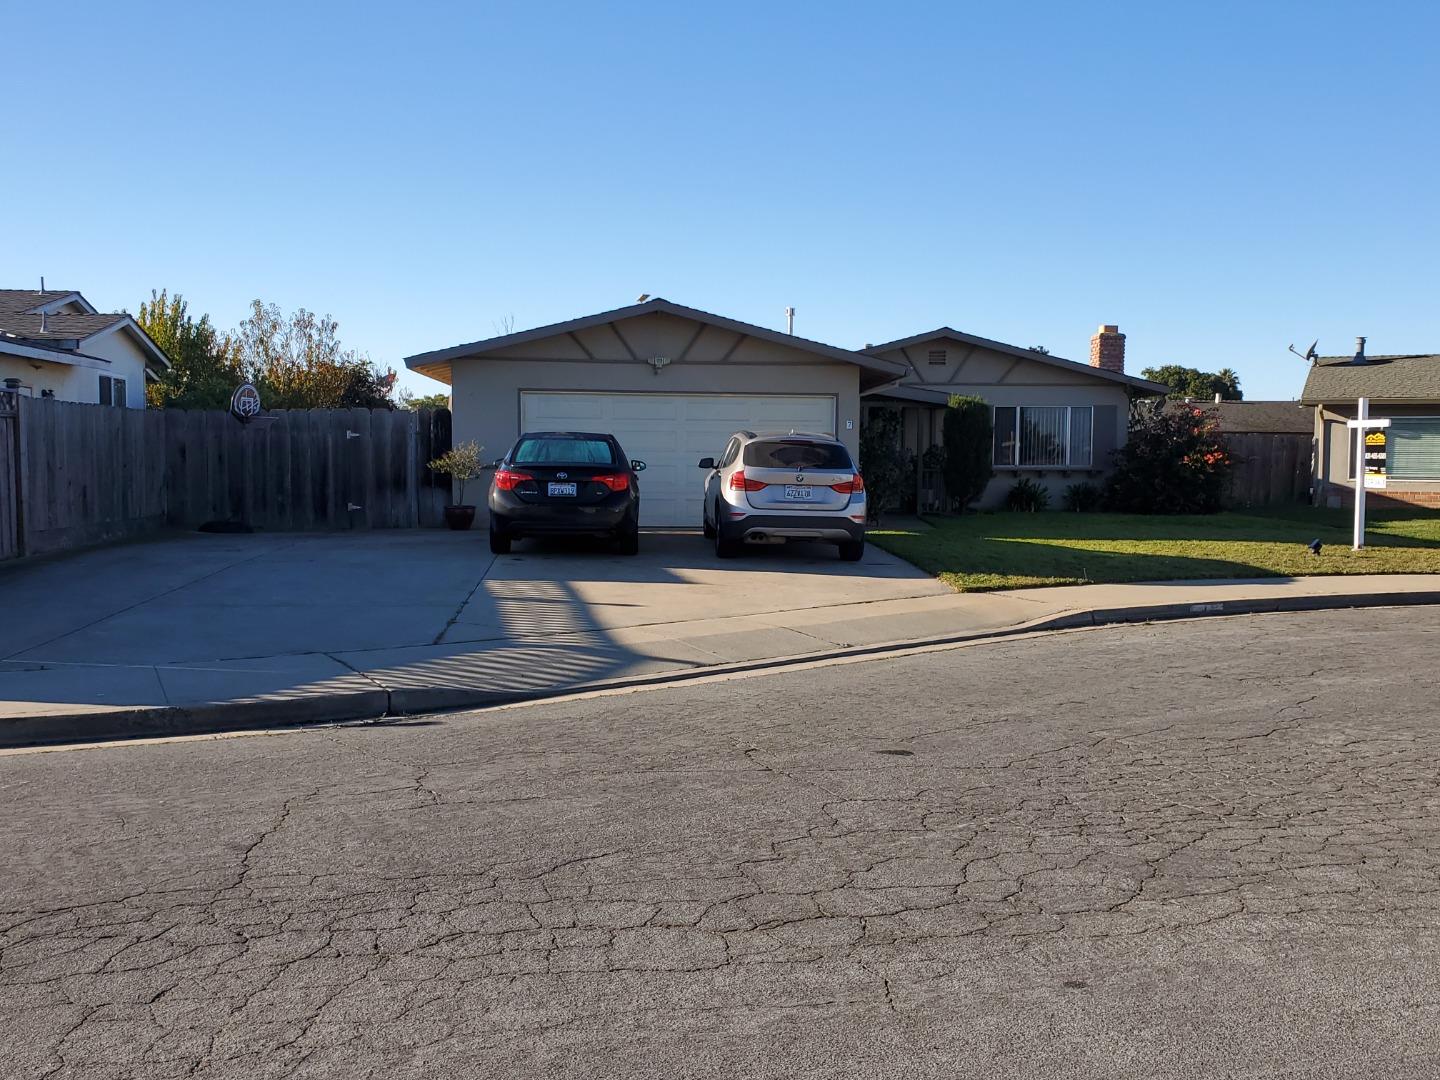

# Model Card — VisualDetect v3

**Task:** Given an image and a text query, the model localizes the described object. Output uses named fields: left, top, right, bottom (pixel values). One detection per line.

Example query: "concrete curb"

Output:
left=6, top=590, right=1439, bottom=748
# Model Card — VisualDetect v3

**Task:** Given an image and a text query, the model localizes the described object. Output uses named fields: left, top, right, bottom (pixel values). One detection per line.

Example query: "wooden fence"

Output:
left=3, top=396, right=452, bottom=559
left=1223, top=432, right=1314, bottom=508
left=0, top=393, right=19, bottom=560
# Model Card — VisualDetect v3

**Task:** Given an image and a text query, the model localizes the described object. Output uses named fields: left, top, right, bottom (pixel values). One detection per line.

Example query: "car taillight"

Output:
left=728, top=469, right=768, bottom=491
left=493, top=469, right=534, bottom=491
left=831, top=474, right=865, bottom=494
left=593, top=473, right=630, bottom=492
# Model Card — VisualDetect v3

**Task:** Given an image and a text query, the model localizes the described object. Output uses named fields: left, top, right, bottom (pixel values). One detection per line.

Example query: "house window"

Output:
left=927, top=349, right=947, bottom=365
left=99, top=375, right=127, bottom=407
left=992, top=405, right=1093, bottom=468
left=1388, top=418, right=1440, bottom=479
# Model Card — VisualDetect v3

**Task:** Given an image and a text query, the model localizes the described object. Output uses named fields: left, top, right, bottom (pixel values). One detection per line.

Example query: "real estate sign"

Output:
left=1363, top=429, right=1388, bottom=490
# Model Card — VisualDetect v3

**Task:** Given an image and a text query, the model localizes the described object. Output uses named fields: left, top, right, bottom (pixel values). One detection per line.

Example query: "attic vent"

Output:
left=927, top=349, right=947, bottom=365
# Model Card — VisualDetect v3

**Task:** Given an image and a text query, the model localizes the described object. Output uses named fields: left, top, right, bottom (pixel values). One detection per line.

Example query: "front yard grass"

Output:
left=869, top=508, right=1440, bottom=591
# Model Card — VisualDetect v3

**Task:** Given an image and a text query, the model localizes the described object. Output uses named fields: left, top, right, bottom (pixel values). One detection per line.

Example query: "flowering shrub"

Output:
left=1103, top=406, right=1235, bottom=514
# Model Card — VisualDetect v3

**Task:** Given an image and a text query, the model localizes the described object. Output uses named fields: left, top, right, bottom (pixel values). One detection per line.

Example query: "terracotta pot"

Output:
left=443, top=505, right=476, bottom=531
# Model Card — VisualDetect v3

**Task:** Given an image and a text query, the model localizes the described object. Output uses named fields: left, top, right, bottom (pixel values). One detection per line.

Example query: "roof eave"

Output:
left=404, top=298, right=906, bottom=381
left=864, top=326, right=1168, bottom=394
left=81, top=317, right=173, bottom=371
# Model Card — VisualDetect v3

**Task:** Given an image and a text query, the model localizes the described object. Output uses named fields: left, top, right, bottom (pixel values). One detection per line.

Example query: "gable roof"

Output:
left=1300, top=353, right=1440, bottom=404
left=864, top=326, right=1169, bottom=395
left=405, top=297, right=907, bottom=386
left=0, top=312, right=129, bottom=342
left=0, top=308, right=171, bottom=372
left=0, top=289, right=97, bottom=316
left=1164, top=399, right=1312, bottom=434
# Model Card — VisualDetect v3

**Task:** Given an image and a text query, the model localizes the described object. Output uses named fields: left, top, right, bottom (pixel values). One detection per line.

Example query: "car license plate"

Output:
left=784, top=485, right=813, bottom=500
left=548, top=482, right=578, bottom=497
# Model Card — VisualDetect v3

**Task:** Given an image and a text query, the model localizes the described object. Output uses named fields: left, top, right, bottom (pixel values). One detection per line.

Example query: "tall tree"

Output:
left=233, top=301, right=397, bottom=410
left=1140, top=364, right=1244, bottom=401
left=136, top=290, right=242, bottom=409
left=397, top=389, right=450, bottom=410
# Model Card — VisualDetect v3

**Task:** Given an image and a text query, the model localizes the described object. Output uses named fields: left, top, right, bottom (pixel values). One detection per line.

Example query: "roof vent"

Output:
left=1353, top=336, right=1367, bottom=364
left=927, top=349, right=947, bottom=365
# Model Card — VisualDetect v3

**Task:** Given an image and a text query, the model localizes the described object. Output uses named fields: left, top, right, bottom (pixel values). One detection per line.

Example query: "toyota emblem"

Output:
left=556, top=472, right=568, bottom=479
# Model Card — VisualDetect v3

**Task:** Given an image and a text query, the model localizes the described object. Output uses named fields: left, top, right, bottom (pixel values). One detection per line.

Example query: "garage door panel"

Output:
left=520, top=393, right=837, bottom=527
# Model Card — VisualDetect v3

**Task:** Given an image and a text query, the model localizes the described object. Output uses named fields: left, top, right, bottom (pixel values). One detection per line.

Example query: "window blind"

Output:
left=1019, top=407, right=1067, bottom=467
left=1389, top=418, right=1440, bottom=479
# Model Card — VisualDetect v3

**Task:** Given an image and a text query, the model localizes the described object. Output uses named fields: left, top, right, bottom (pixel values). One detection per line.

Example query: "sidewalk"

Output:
left=4, top=535, right=1436, bottom=746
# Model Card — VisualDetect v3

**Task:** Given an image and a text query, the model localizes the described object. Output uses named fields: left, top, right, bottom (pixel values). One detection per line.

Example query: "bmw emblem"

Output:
left=796, top=474, right=805, bottom=483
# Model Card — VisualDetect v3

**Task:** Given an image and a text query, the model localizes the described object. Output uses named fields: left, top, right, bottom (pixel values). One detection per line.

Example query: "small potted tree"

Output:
left=427, top=441, right=485, bottom=530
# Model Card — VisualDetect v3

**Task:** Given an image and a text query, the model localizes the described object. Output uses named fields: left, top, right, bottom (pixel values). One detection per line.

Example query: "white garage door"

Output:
left=520, top=392, right=837, bottom=527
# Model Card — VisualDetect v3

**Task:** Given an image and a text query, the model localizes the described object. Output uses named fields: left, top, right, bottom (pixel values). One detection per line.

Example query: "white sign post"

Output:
left=1346, top=396, right=1390, bottom=550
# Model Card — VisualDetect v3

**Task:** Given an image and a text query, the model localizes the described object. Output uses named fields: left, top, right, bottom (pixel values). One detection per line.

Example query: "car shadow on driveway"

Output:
left=0, top=528, right=947, bottom=728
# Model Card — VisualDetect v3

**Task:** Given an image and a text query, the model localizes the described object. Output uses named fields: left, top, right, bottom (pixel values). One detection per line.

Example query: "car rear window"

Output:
left=742, top=439, right=853, bottom=470
left=513, top=437, right=617, bottom=465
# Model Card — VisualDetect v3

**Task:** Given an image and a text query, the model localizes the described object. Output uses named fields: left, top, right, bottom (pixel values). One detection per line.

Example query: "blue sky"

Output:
left=3, top=1, right=1435, bottom=401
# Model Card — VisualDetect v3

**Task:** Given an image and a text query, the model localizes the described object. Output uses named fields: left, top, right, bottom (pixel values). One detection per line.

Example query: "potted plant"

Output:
left=427, top=441, right=485, bottom=530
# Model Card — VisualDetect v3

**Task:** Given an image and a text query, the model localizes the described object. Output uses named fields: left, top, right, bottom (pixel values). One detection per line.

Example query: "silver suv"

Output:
left=698, top=431, right=867, bottom=561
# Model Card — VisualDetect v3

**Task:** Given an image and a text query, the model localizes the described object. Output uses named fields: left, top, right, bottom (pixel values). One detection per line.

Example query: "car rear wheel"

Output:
left=702, top=508, right=716, bottom=539
left=838, top=539, right=864, bottom=562
left=615, top=519, right=640, bottom=556
left=714, top=511, right=741, bottom=559
left=489, top=522, right=511, bottom=555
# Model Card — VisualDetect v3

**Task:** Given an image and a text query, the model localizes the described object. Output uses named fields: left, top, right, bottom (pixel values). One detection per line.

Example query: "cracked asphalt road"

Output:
left=3, top=607, right=1440, bottom=1079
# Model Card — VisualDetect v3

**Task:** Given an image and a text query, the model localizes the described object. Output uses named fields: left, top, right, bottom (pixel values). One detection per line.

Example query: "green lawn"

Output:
left=869, top=508, right=1440, bottom=591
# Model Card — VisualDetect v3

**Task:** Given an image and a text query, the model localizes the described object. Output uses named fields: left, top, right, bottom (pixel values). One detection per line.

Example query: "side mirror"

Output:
left=697, top=457, right=716, bottom=470
left=631, top=460, right=647, bottom=472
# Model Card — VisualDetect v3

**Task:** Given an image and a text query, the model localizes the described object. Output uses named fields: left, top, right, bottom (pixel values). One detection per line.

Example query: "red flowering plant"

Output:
left=1103, top=404, right=1236, bottom=514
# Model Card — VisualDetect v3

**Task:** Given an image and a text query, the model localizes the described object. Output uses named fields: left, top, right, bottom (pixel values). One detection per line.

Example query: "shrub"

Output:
left=859, top=409, right=907, bottom=524
left=427, top=440, right=486, bottom=506
left=1103, top=405, right=1235, bottom=514
left=1004, top=477, right=1050, bottom=512
left=1063, top=481, right=1103, bottom=512
left=941, top=395, right=994, bottom=512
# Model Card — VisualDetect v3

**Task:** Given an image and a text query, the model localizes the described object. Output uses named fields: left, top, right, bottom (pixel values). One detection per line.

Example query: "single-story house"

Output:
left=1302, top=339, right=1440, bottom=508
left=405, top=300, right=1166, bottom=525
left=860, top=325, right=1168, bottom=509
left=0, top=288, right=170, bottom=408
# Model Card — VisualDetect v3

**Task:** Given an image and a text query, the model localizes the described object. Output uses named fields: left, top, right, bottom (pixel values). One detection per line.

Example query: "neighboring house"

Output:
left=861, top=324, right=1167, bottom=508
left=1302, top=339, right=1440, bottom=508
left=0, top=289, right=170, bottom=408
left=406, top=300, right=1168, bottom=525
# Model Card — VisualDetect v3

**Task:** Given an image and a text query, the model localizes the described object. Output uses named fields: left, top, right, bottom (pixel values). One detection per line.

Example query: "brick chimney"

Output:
left=1090, top=324, right=1125, bottom=373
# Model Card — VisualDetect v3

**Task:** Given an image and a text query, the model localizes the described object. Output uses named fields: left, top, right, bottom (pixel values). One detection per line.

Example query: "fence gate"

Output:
left=0, top=392, right=18, bottom=559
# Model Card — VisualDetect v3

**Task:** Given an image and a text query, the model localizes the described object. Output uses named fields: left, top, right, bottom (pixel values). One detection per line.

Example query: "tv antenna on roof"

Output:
left=1288, top=339, right=1319, bottom=365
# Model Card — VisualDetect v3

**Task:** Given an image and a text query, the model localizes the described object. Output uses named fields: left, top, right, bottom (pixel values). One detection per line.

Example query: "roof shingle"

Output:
left=1300, top=354, right=1440, bottom=404
left=1166, top=400, right=1312, bottom=433
left=0, top=289, right=78, bottom=316
left=0, top=312, right=128, bottom=343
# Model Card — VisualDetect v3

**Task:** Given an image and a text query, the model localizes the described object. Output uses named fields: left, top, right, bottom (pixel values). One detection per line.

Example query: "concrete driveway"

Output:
left=2, top=528, right=994, bottom=728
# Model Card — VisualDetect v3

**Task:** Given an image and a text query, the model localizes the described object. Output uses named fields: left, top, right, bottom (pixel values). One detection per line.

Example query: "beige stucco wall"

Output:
left=0, top=327, right=151, bottom=408
left=445, top=312, right=862, bottom=503
left=870, top=337, right=1135, bottom=507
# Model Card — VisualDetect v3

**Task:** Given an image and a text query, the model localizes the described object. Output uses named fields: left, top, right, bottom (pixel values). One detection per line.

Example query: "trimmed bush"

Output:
left=859, top=409, right=907, bottom=524
left=941, top=395, right=994, bottom=512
